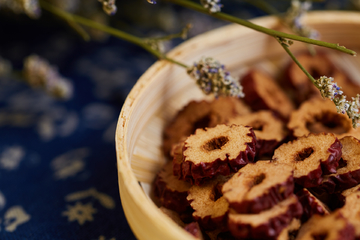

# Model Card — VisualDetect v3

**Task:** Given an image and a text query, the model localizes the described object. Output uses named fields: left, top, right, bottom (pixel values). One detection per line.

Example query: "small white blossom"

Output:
left=284, top=0, right=318, bottom=39
left=98, top=0, right=117, bottom=15
left=200, top=0, right=223, bottom=13
left=23, top=55, right=73, bottom=100
left=187, top=57, right=244, bottom=98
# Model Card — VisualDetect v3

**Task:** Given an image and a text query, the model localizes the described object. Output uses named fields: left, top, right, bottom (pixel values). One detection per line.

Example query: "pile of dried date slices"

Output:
left=152, top=52, right=360, bottom=240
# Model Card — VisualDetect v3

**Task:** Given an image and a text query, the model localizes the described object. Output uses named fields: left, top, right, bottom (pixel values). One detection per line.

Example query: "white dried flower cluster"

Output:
left=284, top=0, right=318, bottom=39
left=0, top=56, right=12, bottom=77
left=315, top=76, right=360, bottom=128
left=0, top=0, right=41, bottom=18
left=187, top=57, right=244, bottom=98
left=23, top=55, right=73, bottom=100
left=200, top=0, right=223, bottom=13
left=98, top=0, right=117, bottom=15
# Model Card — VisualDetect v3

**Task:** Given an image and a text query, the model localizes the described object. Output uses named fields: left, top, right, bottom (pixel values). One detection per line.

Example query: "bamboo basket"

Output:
left=116, top=11, right=360, bottom=240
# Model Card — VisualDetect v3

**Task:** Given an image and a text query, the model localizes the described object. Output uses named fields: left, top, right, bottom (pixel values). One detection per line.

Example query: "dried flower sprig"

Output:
left=200, top=0, right=223, bottom=13
left=187, top=57, right=244, bottom=98
left=164, top=0, right=356, bottom=56
left=23, top=55, right=73, bottom=99
left=284, top=0, right=319, bottom=40
left=314, top=76, right=360, bottom=128
left=143, top=24, right=192, bottom=53
left=278, top=38, right=360, bottom=128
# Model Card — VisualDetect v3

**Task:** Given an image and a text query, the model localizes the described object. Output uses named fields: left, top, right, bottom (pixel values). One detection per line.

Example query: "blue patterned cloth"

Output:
left=0, top=1, right=354, bottom=239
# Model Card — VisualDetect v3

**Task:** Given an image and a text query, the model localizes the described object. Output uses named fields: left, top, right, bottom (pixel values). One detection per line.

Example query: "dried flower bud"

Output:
left=0, top=56, right=12, bottom=77
left=23, top=55, right=73, bottom=100
left=98, top=0, right=117, bottom=15
left=315, top=75, right=360, bottom=128
left=284, top=0, right=318, bottom=39
left=187, top=57, right=244, bottom=98
left=200, top=0, right=223, bottom=13
left=0, top=0, right=41, bottom=18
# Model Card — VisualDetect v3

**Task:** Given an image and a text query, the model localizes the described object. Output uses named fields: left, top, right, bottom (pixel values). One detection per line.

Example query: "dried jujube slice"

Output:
left=228, top=195, right=303, bottom=240
left=163, top=100, right=212, bottom=158
left=296, top=188, right=330, bottom=222
left=277, top=219, right=301, bottom=240
left=320, top=136, right=360, bottom=193
left=227, top=110, right=287, bottom=158
left=154, top=161, right=192, bottom=213
left=287, top=98, right=360, bottom=139
left=241, top=69, right=295, bottom=119
left=210, top=97, right=251, bottom=126
left=339, top=191, right=360, bottom=238
left=187, top=176, right=230, bottom=230
left=222, top=160, right=294, bottom=214
left=295, top=212, right=355, bottom=240
left=163, top=98, right=251, bottom=157
left=181, top=124, right=256, bottom=185
left=272, top=133, right=342, bottom=188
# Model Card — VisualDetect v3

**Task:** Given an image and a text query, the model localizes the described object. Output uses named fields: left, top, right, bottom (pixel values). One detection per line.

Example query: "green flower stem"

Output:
left=39, top=1, right=189, bottom=69
left=277, top=38, right=317, bottom=85
left=165, top=0, right=357, bottom=56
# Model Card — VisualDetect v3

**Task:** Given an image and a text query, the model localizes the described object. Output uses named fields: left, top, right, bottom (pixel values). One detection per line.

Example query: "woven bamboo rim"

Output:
left=116, top=11, right=360, bottom=240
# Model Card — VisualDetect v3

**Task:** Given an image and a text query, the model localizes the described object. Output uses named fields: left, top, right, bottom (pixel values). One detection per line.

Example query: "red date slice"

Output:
left=296, top=212, right=355, bottom=240
left=228, top=195, right=303, bottom=240
left=241, top=69, right=294, bottom=120
left=154, top=161, right=192, bottom=213
left=296, top=188, right=330, bottom=222
left=287, top=98, right=360, bottom=140
left=272, top=133, right=342, bottom=188
left=227, top=110, right=287, bottom=158
left=187, top=175, right=230, bottom=230
left=163, top=98, right=251, bottom=158
left=181, top=124, right=256, bottom=185
left=320, top=136, right=360, bottom=193
left=222, top=160, right=294, bottom=214
left=339, top=191, right=360, bottom=239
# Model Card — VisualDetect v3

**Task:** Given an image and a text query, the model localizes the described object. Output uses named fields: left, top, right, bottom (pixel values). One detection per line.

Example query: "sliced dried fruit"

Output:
left=154, top=161, right=192, bottom=213
left=320, top=136, right=360, bottom=193
left=241, top=69, right=295, bottom=119
left=296, top=188, right=330, bottom=222
left=187, top=175, right=230, bottom=230
left=222, top=160, right=294, bottom=214
left=228, top=195, right=303, bottom=240
left=272, top=133, right=342, bottom=188
left=227, top=110, right=287, bottom=158
left=181, top=124, right=256, bottom=185
left=287, top=98, right=360, bottom=139
left=295, top=212, right=355, bottom=240
left=338, top=191, right=360, bottom=238
left=163, top=98, right=251, bottom=157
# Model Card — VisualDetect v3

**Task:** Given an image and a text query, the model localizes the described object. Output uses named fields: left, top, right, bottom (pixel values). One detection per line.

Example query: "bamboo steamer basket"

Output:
left=116, top=11, right=360, bottom=240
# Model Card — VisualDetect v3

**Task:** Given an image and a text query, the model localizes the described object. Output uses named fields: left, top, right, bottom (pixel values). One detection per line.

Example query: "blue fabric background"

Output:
left=0, top=0, right=355, bottom=239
